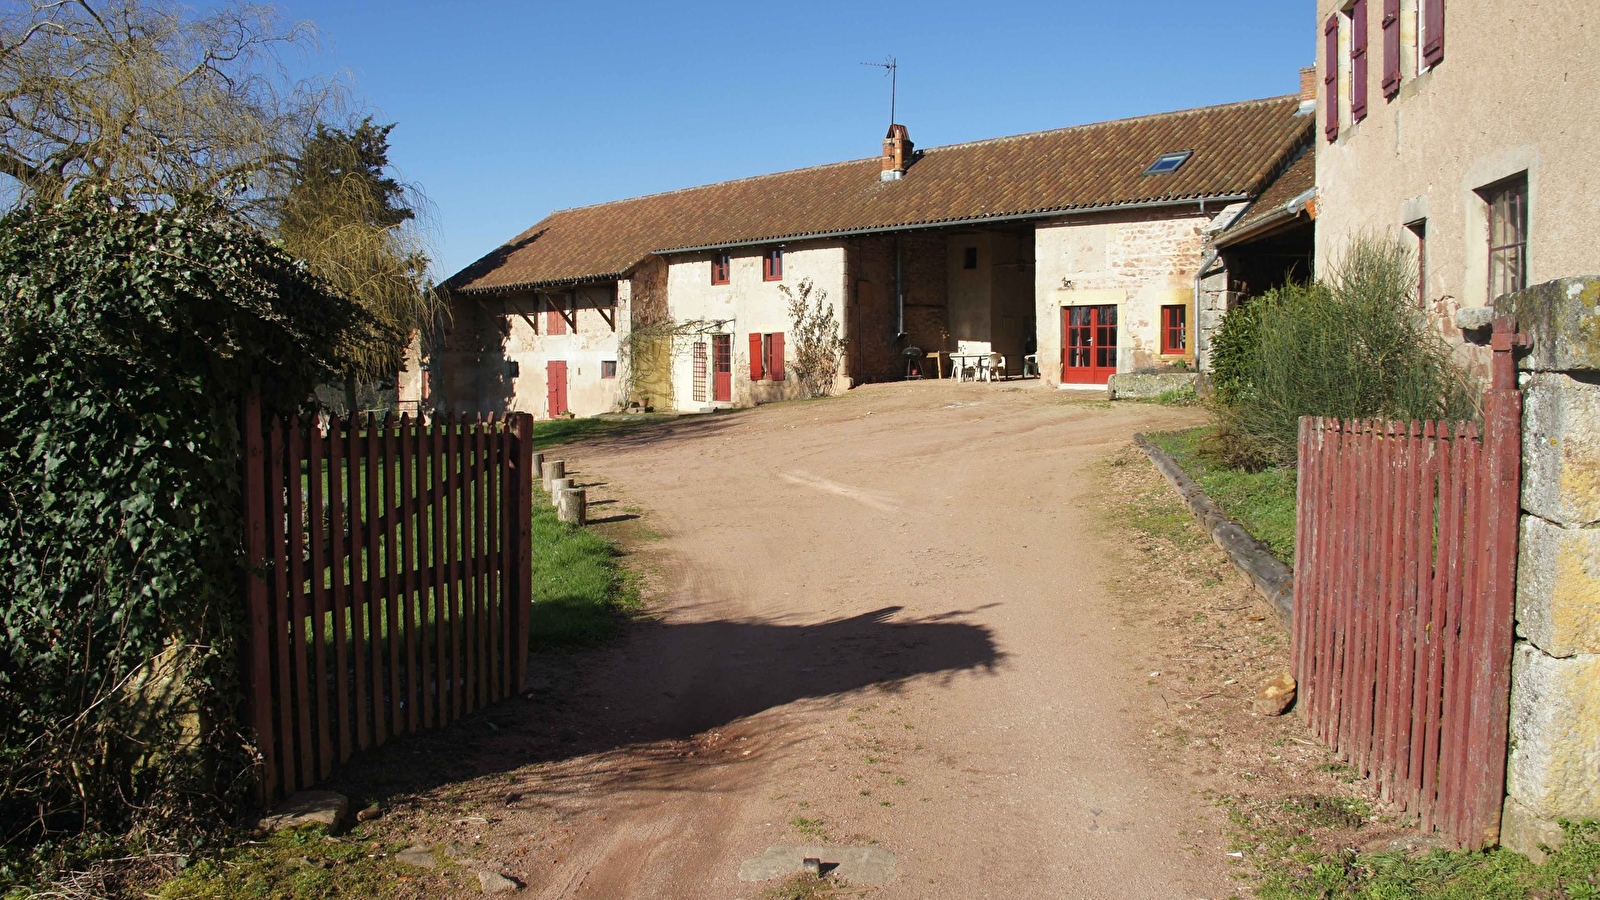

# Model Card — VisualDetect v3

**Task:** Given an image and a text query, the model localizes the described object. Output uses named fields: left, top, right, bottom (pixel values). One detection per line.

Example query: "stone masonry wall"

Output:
left=1494, top=275, right=1600, bottom=856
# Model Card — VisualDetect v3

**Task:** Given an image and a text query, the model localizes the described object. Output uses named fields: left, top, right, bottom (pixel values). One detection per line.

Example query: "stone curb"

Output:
left=1133, top=433, right=1294, bottom=630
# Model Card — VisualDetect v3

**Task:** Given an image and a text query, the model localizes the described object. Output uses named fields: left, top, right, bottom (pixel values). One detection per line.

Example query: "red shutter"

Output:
left=1350, top=0, right=1369, bottom=122
left=1423, top=0, right=1444, bottom=68
left=1382, top=0, right=1401, bottom=97
left=770, top=333, right=785, bottom=381
left=1324, top=14, right=1340, bottom=143
left=749, top=333, right=764, bottom=380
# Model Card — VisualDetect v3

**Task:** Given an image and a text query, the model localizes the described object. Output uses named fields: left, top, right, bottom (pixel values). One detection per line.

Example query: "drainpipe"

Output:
left=894, top=233, right=905, bottom=339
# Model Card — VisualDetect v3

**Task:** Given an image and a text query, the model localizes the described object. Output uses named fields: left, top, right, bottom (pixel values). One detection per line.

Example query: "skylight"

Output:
left=1142, top=150, right=1193, bottom=176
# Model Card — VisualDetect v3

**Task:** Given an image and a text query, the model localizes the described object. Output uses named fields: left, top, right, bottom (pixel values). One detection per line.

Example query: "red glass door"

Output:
left=712, top=334, right=732, bottom=401
left=1062, top=305, right=1118, bottom=384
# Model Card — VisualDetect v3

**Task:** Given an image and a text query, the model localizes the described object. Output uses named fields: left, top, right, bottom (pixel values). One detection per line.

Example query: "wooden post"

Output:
left=543, top=459, right=564, bottom=492
left=550, top=477, right=574, bottom=505
left=532, top=451, right=544, bottom=480
left=513, top=414, right=534, bottom=693
left=557, top=487, right=587, bottom=526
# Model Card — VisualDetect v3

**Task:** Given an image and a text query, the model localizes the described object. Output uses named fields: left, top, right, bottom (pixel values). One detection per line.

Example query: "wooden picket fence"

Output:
left=1291, top=319, right=1525, bottom=849
left=242, top=398, right=536, bottom=802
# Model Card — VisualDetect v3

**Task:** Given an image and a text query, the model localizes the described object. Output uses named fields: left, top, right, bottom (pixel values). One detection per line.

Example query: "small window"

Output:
left=1160, top=304, right=1188, bottom=354
left=601, top=360, right=617, bottom=379
left=762, top=248, right=784, bottom=282
left=1407, top=219, right=1428, bottom=307
left=1481, top=174, right=1528, bottom=301
left=1142, top=151, right=1193, bottom=176
left=711, top=252, right=730, bottom=285
left=963, top=247, right=979, bottom=269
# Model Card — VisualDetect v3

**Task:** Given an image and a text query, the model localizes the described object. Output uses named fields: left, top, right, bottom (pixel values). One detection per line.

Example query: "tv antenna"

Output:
left=861, top=55, right=898, bottom=128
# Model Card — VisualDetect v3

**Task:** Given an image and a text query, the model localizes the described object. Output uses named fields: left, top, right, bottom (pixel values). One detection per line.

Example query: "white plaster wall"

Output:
left=502, top=282, right=626, bottom=419
left=1315, top=0, right=1600, bottom=333
left=1034, top=214, right=1207, bottom=386
left=664, top=242, right=848, bottom=410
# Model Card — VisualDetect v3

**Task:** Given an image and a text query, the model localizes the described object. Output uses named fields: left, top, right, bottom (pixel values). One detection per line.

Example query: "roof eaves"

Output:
left=444, top=269, right=633, bottom=296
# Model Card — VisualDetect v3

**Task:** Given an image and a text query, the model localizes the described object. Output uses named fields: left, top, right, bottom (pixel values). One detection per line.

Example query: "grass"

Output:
left=151, top=825, right=457, bottom=900
left=531, top=413, right=671, bottom=450
left=1147, top=426, right=1297, bottom=564
left=1223, top=795, right=1600, bottom=900
left=527, top=496, right=639, bottom=646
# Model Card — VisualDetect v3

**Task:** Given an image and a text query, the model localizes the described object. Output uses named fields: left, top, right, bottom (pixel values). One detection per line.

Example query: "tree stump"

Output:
left=542, top=459, right=564, bottom=492
left=532, top=451, right=545, bottom=480
left=550, top=477, right=574, bottom=505
left=556, top=487, right=587, bottom=526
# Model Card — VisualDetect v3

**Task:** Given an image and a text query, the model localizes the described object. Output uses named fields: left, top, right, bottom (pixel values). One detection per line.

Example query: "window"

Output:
left=748, top=332, right=786, bottom=381
left=601, top=360, right=617, bottom=379
left=1381, top=0, right=1401, bottom=98
left=544, top=295, right=569, bottom=335
left=1349, top=0, right=1369, bottom=123
left=1160, top=305, right=1188, bottom=355
left=762, top=248, right=784, bottom=282
left=1482, top=174, right=1528, bottom=301
left=1421, top=0, right=1444, bottom=69
left=963, top=247, right=979, bottom=269
left=1142, top=151, right=1193, bottom=176
left=1407, top=219, right=1428, bottom=306
left=711, top=252, right=730, bottom=285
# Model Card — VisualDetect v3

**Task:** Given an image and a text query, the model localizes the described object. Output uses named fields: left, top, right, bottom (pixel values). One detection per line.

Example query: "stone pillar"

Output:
left=1494, top=276, right=1600, bottom=856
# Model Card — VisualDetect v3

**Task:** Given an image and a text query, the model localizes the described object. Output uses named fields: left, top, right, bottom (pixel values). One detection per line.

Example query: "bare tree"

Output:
left=0, top=0, right=336, bottom=210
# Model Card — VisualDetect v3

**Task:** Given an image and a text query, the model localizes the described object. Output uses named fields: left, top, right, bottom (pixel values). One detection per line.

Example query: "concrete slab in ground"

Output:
left=738, top=844, right=897, bottom=885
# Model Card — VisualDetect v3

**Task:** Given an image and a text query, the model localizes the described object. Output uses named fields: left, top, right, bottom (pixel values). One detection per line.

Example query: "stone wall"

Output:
left=1495, top=275, right=1600, bottom=856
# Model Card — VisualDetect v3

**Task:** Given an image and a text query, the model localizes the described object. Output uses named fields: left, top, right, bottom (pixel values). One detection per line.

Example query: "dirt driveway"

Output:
left=347, top=381, right=1238, bottom=898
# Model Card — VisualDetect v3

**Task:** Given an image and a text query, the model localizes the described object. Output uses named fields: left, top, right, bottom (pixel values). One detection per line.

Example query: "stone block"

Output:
left=1500, top=796, right=1567, bottom=861
left=255, top=790, right=348, bottom=833
left=1521, top=373, right=1600, bottom=527
left=1518, top=515, right=1600, bottom=658
left=1505, top=643, right=1600, bottom=823
left=1107, top=372, right=1197, bottom=400
left=1495, top=275, right=1600, bottom=372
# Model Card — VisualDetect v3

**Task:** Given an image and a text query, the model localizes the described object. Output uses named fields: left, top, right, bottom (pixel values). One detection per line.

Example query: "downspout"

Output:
left=894, top=233, right=905, bottom=339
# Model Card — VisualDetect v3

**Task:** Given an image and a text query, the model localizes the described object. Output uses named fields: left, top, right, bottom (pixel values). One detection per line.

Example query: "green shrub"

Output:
left=0, top=198, right=385, bottom=883
left=1208, top=235, right=1478, bottom=468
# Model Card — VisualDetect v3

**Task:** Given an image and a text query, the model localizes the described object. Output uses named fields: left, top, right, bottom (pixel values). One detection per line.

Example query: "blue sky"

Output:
left=267, top=1, right=1315, bottom=280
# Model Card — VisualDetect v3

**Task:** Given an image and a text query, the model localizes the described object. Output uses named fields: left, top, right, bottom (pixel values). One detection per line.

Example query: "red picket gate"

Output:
left=242, top=399, right=535, bottom=802
left=1292, top=319, right=1525, bottom=849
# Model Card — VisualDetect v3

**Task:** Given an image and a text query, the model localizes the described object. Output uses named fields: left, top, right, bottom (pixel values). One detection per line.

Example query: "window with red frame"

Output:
left=762, top=248, right=784, bottom=282
left=1160, top=305, right=1188, bottom=355
left=711, top=252, right=730, bottom=285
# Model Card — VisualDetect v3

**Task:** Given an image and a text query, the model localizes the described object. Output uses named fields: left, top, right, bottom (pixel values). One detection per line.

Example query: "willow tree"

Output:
left=269, top=119, right=439, bottom=394
left=0, top=0, right=442, bottom=387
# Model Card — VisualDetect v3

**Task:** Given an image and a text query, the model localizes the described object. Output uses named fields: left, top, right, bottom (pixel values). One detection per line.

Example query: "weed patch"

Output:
left=1147, top=426, right=1297, bottom=564
left=152, top=825, right=461, bottom=900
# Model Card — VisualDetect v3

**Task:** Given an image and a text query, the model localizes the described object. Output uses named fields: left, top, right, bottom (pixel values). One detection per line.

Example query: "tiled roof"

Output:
left=1214, top=144, right=1316, bottom=246
left=446, top=96, right=1313, bottom=293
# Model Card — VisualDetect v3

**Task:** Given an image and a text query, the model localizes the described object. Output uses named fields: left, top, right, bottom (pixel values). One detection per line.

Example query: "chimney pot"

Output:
left=881, top=124, right=913, bottom=182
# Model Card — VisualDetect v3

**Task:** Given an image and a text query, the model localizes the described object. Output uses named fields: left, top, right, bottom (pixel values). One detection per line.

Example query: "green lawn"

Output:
left=526, top=496, right=638, bottom=646
left=1147, top=426, right=1298, bottom=565
left=532, top=413, right=673, bottom=450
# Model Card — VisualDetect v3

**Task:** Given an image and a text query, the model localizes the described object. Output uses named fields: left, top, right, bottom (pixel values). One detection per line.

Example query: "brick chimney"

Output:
left=881, top=124, right=913, bottom=182
left=1298, top=66, right=1318, bottom=115
left=1300, top=66, right=1317, bottom=101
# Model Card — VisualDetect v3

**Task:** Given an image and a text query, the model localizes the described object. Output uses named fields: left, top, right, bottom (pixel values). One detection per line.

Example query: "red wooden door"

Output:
left=546, top=360, right=568, bottom=416
left=712, top=335, right=732, bottom=401
left=1062, top=305, right=1118, bottom=384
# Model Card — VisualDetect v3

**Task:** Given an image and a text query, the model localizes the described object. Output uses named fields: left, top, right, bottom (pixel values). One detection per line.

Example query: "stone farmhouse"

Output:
left=1312, top=0, right=1600, bottom=349
left=437, top=95, right=1315, bottom=418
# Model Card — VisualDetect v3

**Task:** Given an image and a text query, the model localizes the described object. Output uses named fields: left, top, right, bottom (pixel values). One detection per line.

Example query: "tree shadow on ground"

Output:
left=323, top=606, right=1000, bottom=809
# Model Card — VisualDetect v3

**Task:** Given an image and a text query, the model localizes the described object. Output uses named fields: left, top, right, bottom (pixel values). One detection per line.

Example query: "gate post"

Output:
left=1492, top=276, right=1600, bottom=856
